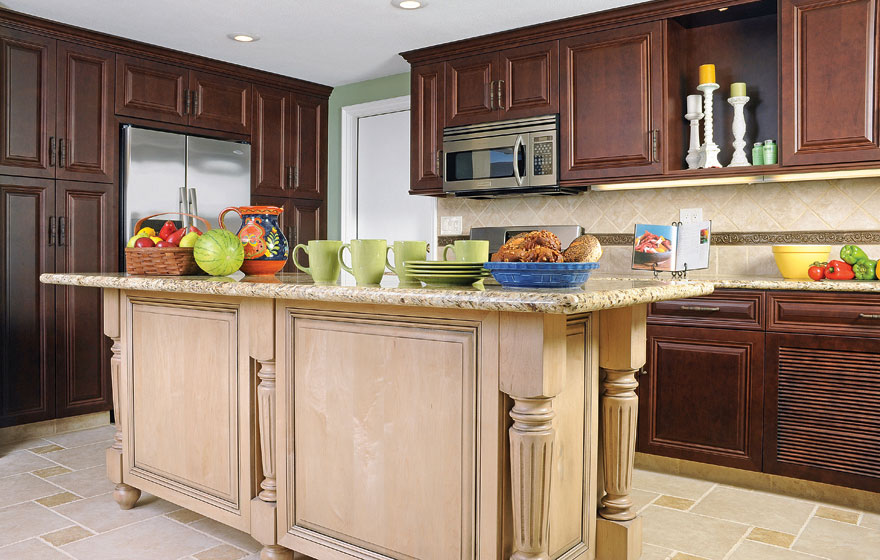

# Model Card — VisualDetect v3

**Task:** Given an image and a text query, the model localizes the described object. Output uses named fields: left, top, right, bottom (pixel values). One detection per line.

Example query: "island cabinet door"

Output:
left=639, top=325, right=765, bottom=471
left=559, top=21, right=664, bottom=181
left=781, top=0, right=880, bottom=165
left=410, top=62, right=445, bottom=195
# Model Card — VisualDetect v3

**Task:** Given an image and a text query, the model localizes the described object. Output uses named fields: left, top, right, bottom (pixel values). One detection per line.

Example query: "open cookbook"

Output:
left=631, top=222, right=711, bottom=273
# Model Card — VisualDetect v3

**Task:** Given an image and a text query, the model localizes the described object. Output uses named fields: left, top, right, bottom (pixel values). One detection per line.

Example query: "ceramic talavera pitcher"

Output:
left=219, top=206, right=289, bottom=275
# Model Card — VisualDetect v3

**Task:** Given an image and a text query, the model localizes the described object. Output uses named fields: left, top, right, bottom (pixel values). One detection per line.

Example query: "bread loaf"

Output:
left=562, top=234, right=602, bottom=263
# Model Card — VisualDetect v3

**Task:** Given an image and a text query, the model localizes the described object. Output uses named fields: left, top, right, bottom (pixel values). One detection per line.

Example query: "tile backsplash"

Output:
left=437, top=178, right=880, bottom=277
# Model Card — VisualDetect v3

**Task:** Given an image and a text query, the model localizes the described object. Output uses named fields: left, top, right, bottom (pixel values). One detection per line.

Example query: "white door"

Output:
left=354, top=109, right=437, bottom=254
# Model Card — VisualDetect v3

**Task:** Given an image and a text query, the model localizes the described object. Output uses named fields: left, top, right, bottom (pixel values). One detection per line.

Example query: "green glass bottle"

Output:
left=763, top=140, right=777, bottom=165
left=752, top=143, right=764, bottom=165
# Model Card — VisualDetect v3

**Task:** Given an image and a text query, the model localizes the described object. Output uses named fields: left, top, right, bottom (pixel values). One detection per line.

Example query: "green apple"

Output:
left=179, top=231, right=200, bottom=247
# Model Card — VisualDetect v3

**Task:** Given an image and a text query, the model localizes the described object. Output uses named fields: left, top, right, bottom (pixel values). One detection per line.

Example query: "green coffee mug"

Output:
left=292, top=240, right=343, bottom=284
left=338, top=239, right=387, bottom=286
left=386, top=240, right=428, bottom=285
left=442, top=239, right=489, bottom=262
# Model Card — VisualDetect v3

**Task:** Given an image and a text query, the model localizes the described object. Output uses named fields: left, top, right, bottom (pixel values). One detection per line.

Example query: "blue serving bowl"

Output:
left=483, top=261, right=600, bottom=289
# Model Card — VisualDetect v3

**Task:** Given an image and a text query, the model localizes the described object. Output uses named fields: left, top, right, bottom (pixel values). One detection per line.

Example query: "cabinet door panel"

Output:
left=115, top=55, right=188, bottom=125
left=639, top=326, right=764, bottom=471
left=445, top=53, right=497, bottom=126
left=0, top=27, right=55, bottom=178
left=289, top=95, right=326, bottom=199
left=500, top=41, right=558, bottom=118
left=0, top=177, right=54, bottom=427
left=189, top=70, right=250, bottom=134
left=781, top=0, right=880, bottom=165
left=56, top=41, right=115, bottom=183
left=560, top=22, right=663, bottom=180
left=54, top=181, right=115, bottom=417
left=410, top=62, right=445, bottom=194
left=251, top=86, right=290, bottom=196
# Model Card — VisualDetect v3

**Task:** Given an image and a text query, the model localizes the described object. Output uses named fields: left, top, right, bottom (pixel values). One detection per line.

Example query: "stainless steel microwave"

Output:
left=442, top=115, right=572, bottom=197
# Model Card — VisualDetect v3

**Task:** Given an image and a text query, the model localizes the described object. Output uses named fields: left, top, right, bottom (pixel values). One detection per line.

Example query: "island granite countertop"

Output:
left=40, top=272, right=715, bottom=315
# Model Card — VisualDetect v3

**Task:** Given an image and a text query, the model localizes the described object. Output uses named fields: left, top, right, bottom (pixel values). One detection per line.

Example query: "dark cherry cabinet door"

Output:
left=639, top=326, right=765, bottom=471
left=410, top=62, right=445, bottom=194
left=56, top=41, right=115, bottom=183
left=0, top=27, right=56, bottom=179
left=0, top=177, right=54, bottom=427
left=499, top=41, right=558, bottom=119
left=251, top=85, right=290, bottom=197
left=560, top=22, right=663, bottom=181
left=445, top=52, right=498, bottom=126
left=189, top=70, right=251, bottom=134
left=54, top=181, right=115, bottom=418
left=765, top=333, right=880, bottom=492
left=115, top=54, right=188, bottom=125
left=781, top=0, right=880, bottom=165
left=289, top=95, right=326, bottom=200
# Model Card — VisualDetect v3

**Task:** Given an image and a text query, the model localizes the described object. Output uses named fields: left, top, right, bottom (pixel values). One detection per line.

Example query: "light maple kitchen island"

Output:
left=40, top=273, right=713, bottom=560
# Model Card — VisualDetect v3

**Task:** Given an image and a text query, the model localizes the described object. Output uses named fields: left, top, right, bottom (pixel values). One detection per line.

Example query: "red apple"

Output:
left=134, top=236, right=155, bottom=248
left=158, top=220, right=177, bottom=240
left=156, top=240, right=175, bottom=248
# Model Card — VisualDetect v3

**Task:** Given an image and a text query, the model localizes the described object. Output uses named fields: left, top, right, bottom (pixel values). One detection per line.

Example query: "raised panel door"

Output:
left=445, top=52, right=498, bottom=126
left=410, top=62, right=445, bottom=194
left=115, top=54, right=188, bottom=125
left=639, top=326, right=764, bottom=471
left=0, top=177, right=54, bottom=427
left=56, top=41, right=115, bottom=183
left=289, top=95, right=326, bottom=199
left=0, top=27, right=56, bottom=178
left=781, top=0, right=880, bottom=165
left=54, top=181, right=115, bottom=418
left=499, top=41, right=559, bottom=119
left=189, top=70, right=251, bottom=134
left=251, top=86, right=290, bottom=196
left=560, top=22, right=663, bottom=181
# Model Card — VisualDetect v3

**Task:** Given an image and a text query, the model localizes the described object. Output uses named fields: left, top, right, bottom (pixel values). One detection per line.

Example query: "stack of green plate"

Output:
left=404, top=260, right=489, bottom=286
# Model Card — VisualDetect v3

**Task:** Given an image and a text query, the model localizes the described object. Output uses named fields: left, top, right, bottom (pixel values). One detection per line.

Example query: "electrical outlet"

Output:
left=440, top=216, right=463, bottom=235
left=679, top=208, right=703, bottom=224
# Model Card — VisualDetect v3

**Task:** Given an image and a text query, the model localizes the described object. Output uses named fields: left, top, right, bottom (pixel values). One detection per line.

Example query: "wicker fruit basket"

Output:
left=125, top=212, right=212, bottom=276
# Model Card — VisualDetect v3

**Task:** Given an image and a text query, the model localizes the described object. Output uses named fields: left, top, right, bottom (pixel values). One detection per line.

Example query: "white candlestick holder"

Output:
left=685, top=109, right=704, bottom=170
left=727, top=95, right=750, bottom=166
left=697, top=82, right=722, bottom=168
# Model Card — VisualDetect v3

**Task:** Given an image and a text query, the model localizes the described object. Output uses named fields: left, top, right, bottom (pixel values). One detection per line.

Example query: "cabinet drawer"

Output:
left=648, top=290, right=764, bottom=330
left=768, top=292, right=880, bottom=337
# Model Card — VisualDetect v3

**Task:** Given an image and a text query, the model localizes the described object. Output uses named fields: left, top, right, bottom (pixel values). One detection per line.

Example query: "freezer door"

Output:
left=186, top=136, right=251, bottom=231
left=123, top=127, right=186, bottom=239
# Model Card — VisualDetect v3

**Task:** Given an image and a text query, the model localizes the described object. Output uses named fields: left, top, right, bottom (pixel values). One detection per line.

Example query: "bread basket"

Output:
left=124, top=212, right=211, bottom=276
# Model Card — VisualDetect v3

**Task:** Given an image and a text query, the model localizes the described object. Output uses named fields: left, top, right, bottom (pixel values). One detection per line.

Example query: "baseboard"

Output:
left=0, top=411, right=111, bottom=445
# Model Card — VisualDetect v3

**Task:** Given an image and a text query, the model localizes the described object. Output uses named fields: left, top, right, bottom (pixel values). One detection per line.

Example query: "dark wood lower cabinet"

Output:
left=640, top=325, right=765, bottom=470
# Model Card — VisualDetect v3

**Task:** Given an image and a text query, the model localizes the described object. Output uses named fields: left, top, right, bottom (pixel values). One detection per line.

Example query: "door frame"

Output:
left=340, top=95, right=437, bottom=252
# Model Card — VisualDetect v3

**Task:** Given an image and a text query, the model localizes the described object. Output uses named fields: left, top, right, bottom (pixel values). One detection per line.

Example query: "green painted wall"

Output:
left=326, top=72, right=411, bottom=239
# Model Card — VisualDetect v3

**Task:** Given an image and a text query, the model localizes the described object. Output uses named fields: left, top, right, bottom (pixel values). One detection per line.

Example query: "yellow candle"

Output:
left=730, top=82, right=747, bottom=97
left=699, top=64, right=716, bottom=85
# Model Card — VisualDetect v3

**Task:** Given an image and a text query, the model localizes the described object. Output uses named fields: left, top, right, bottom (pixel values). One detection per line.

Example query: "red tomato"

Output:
left=807, top=265, right=826, bottom=281
left=134, top=236, right=155, bottom=248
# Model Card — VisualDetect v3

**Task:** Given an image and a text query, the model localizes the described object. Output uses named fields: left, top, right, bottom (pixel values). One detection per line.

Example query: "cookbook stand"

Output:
left=651, top=263, right=689, bottom=280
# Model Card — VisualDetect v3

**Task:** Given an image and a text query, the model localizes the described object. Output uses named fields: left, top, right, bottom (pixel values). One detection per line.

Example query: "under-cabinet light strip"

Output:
left=591, top=168, right=880, bottom=190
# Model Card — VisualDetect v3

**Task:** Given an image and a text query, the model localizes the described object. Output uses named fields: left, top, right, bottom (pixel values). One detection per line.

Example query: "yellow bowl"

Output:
left=771, top=245, right=832, bottom=279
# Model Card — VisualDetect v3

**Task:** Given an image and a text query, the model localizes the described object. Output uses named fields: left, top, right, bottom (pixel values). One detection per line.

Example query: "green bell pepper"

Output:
left=841, top=245, right=869, bottom=265
left=853, top=258, right=877, bottom=280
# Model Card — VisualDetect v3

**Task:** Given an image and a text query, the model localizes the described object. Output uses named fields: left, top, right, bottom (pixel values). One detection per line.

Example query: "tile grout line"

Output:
left=687, top=482, right=718, bottom=511
left=163, top=513, right=253, bottom=557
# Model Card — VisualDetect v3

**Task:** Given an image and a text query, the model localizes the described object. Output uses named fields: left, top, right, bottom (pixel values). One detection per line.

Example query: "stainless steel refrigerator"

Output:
left=122, top=126, right=251, bottom=245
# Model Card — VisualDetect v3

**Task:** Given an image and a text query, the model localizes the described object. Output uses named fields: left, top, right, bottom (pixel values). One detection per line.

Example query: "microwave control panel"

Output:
left=533, top=136, right=554, bottom=176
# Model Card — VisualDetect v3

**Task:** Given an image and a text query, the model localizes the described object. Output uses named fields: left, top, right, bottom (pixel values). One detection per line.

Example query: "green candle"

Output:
left=731, top=82, right=747, bottom=97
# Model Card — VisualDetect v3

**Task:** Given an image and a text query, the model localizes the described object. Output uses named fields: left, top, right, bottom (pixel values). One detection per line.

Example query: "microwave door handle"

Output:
left=512, top=135, right=525, bottom=186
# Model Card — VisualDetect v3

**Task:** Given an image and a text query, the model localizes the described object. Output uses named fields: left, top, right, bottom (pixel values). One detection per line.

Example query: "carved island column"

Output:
left=103, top=289, right=141, bottom=510
left=244, top=299, right=293, bottom=560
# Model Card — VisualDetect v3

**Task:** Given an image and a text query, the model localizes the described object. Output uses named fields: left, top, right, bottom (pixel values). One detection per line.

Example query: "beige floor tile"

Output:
left=40, top=441, right=108, bottom=470
left=815, top=505, right=859, bottom=524
left=631, top=488, right=660, bottom=513
left=167, top=508, right=206, bottom=524
left=861, top=511, right=880, bottom=531
left=0, top=472, right=62, bottom=508
left=62, top=516, right=220, bottom=560
left=641, top=505, right=749, bottom=560
left=36, top=491, right=81, bottom=508
left=673, top=554, right=709, bottom=560
left=0, top=537, right=70, bottom=559
left=194, top=543, right=248, bottom=560
left=41, top=525, right=94, bottom=546
left=54, top=491, right=178, bottom=533
left=29, top=444, right=64, bottom=454
left=690, top=486, right=815, bottom=535
left=747, top=527, right=795, bottom=548
left=633, top=470, right=715, bottom=500
left=48, top=465, right=115, bottom=498
left=0, top=501, right=70, bottom=547
left=44, top=425, right=115, bottom=449
left=654, top=495, right=695, bottom=511
left=729, top=540, right=830, bottom=560
left=0, top=449, right=55, bottom=477
left=0, top=438, right=52, bottom=455
left=640, top=543, right=675, bottom=560
left=190, top=518, right=262, bottom=553
left=32, top=465, right=73, bottom=478
left=793, top=517, right=880, bottom=560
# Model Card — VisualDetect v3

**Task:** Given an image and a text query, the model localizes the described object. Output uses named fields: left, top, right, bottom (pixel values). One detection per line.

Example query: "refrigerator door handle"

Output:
left=188, top=188, right=198, bottom=225
left=179, top=186, right=188, bottom=228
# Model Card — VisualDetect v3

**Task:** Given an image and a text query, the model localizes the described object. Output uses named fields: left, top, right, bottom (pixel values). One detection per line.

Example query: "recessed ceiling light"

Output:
left=392, top=0, right=425, bottom=9
left=228, top=34, right=259, bottom=42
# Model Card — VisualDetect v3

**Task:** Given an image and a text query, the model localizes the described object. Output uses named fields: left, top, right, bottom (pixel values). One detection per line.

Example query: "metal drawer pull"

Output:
left=859, top=313, right=880, bottom=319
left=680, top=305, right=721, bottom=312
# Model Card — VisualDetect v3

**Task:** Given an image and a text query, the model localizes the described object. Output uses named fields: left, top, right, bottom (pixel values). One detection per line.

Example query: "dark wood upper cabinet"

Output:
left=252, top=85, right=290, bottom=196
left=445, top=52, right=497, bottom=126
left=410, top=62, right=445, bottom=194
left=498, top=41, right=558, bottom=119
left=781, top=0, right=880, bottom=166
left=0, top=177, right=54, bottom=427
left=54, top=181, right=115, bottom=418
left=115, top=54, right=188, bottom=125
left=560, top=22, right=664, bottom=181
left=0, top=27, right=56, bottom=179
left=56, top=41, right=115, bottom=183
left=289, top=94, right=326, bottom=200
left=189, top=70, right=250, bottom=134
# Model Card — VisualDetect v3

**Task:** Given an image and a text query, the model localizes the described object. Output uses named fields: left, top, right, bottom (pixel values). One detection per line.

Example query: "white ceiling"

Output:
left=1, top=0, right=641, bottom=87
